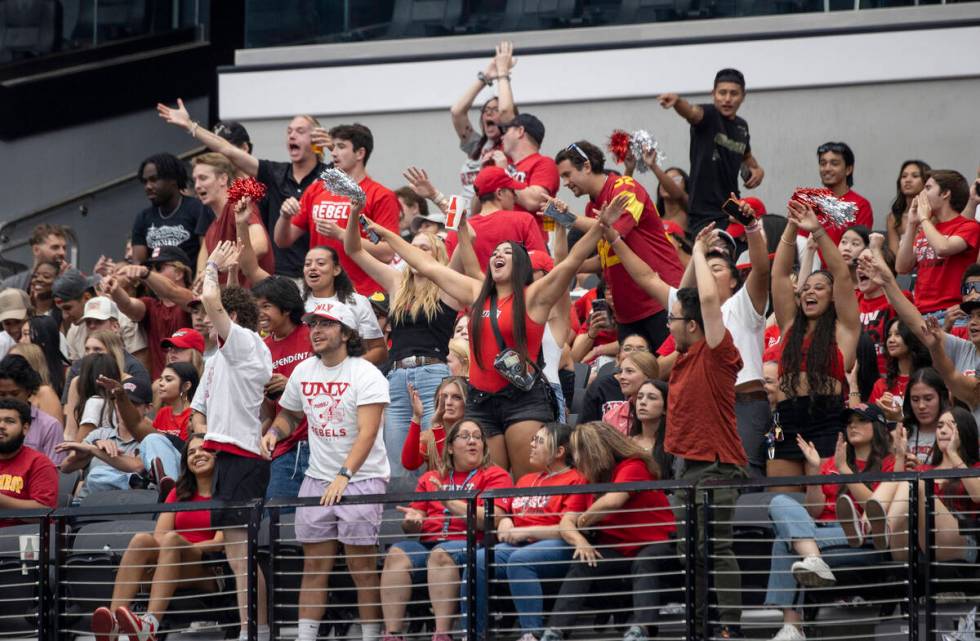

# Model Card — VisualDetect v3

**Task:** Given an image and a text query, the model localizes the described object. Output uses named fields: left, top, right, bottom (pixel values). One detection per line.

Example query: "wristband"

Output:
left=206, top=260, right=219, bottom=271
left=477, top=71, right=493, bottom=86
left=779, top=237, right=795, bottom=247
left=189, top=122, right=199, bottom=138
left=745, top=221, right=762, bottom=234
left=611, top=235, right=624, bottom=246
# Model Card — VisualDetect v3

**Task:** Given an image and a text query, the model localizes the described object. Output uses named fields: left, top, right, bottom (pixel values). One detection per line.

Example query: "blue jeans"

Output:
left=549, top=382, right=566, bottom=423
left=265, top=441, right=310, bottom=510
left=764, top=494, right=848, bottom=608
left=385, top=363, right=449, bottom=479
left=83, top=433, right=181, bottom=496
left=390, top=539, right=469, bottom=584
left=468, top=539, right=574, bottom=636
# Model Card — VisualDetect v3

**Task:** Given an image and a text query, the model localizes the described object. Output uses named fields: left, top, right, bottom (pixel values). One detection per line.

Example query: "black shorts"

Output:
left=465, top=378, right=556, bottom=437
left=617, top=309, right=669, bottom=352
left=211, top=451, right=271, bottom=527
left=771, top=395, right=845, bottom=460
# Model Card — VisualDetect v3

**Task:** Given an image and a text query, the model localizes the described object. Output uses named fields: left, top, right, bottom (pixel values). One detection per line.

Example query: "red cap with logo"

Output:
left=473, top=166, right=524, bottom=197
left=160, top=328, right=205, bottom=354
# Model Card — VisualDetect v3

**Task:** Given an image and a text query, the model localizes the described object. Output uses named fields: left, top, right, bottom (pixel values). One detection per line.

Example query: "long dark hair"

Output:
left=655, top=166, right=689, bottom=215
left=890, top=160, right=931, bottom=227
left=854, top=332, right=880, bottom=402
left=73, top=353, right=121, bottom=428
left=928, top=406, right=980, bottom=467
left=175, top=433, right=211, bottom=501
left=902, top=367, right=950, bottom=431
left=165, top=362, right=199, bottom=402
left=779, top=271, right=839, bottom=400
left=303, top=246, right=356, bottom=305
left=844, top=414, right=892, bottom=475
left=470, top=241, right=534, bottom=371
left=629, top=380, right=673, bottom=479
left=26, top=315, right=67, bottom=395
left=884, top=318, right=930, bottom=391
left=540, top=421, right=574, bottom=468
left=467, top=97, right=512, bottom=161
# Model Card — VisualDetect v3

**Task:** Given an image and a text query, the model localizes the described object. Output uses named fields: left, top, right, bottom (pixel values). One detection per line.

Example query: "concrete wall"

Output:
left=0, top=97, right=208, bottom=270
left=230, top=77, right=980, bottom=232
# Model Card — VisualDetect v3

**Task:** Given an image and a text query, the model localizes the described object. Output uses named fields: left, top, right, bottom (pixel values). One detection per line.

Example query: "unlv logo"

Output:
left=312, top=201, right=351, bottom=222
left=301, top=381, right=350, bottom=397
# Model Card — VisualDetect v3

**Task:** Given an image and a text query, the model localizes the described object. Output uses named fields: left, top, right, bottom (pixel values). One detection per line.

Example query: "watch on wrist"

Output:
left=337, top=466, right=352, bottom=479
left=477, top=71, right=493, bottom=86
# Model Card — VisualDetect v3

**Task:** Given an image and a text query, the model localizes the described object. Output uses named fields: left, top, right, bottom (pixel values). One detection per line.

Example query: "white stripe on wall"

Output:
left=219, top=25, right=980, bottom=120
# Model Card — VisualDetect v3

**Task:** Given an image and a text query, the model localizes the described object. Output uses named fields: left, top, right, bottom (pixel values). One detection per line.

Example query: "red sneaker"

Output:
left=91, top=607, right=117, bottom=641
left=115, top=607, right=158, bottom=641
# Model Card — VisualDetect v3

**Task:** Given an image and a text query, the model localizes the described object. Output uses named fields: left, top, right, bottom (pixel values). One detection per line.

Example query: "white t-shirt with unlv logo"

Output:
left=279, top=355, right=391, bottom=482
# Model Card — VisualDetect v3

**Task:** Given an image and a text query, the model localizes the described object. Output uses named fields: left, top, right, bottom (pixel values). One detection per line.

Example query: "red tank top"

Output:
left=777, top=331, right=846, bottom=384
left=469, top=292, right=545, bottom=393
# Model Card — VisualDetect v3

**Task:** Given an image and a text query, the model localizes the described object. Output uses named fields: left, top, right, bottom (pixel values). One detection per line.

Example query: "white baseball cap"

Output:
left=303, top=300, right=356, bottom=330
left=81, top=296, right=120, bottom=321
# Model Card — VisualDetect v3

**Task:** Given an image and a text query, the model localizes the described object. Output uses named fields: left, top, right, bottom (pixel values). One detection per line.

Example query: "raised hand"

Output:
left=156, top=98, right=192, bottom=129
left=640, top=145, right=661, bottom=170
left=787, top=200, right=821, bottom=234
left=657, top=93, right=679, bottom=109
left=235, top=197, right=254, bottom=225
left=920, top=315, right=945, bottom=350
left=207, top=240, right=239, bottom=272
left=494, top=40, right=517, bottom=77
left=692, top=222, right=718, bottom=255
left=833, top=432, right=851, bottom=474
left=280, top=197, right=300, bottom=220
left=869, top=232, right=885, bottom=251
left=598, top=193, right=632, bottom=228
left=311, top=128, right=332, bottom=153
left=915, top=191, right=933, bottom=223
left=92, top=255, right=115, bottom=277
left=403, top=167, right=437, bottom=200
left=408, top=383, right=424, bottom=422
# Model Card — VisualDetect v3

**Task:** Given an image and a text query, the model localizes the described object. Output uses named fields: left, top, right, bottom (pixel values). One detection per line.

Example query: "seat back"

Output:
left=388, top=0, right=465, bottom=37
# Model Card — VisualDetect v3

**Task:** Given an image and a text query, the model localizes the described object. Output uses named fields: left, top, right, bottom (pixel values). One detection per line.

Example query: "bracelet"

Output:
left=497, top=73, right=511, bottom=81
left=745, top=221, right=762, bottom=234
left=206, top=260, right=219, bottom=271
left=477, top=71, right=493, bottom=86
left=611, top=235, right=624, bottom=246
left=189, top=122, right=199, bottom=138
left=848, top=392, right=861, bottom=397
left=779, top=237, right=796, bottom=247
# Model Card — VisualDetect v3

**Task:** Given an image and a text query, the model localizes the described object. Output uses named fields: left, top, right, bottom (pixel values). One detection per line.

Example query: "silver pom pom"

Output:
left=630, top=130, right=665, bottom=174
left=793, top=188, right=858, bottom=230
left=320, top=168, right=365, bottom=206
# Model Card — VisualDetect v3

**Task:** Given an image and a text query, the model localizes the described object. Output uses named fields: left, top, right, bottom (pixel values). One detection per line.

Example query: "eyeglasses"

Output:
left=666, top=314, right=690, bottom=323
left=962, top=282, right=980, bottom=296
left=565, top=143, right=589, bottom=162
left=306, top=318, right=340, bottom=329
left=621, top=345, right=649, bottom=354
left=454, top=432, right=482, bottom=443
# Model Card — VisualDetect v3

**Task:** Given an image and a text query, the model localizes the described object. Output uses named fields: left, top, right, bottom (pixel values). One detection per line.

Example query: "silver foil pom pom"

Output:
left=320, top=168, right=365, bottom=206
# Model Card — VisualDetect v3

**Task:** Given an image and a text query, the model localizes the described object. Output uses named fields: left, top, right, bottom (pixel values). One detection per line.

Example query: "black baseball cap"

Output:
left=52, top=269, right=97, bottom=301
left=501, top=113, right=545, bottom=147
left=841, top=403, right=886, bottom=426
left=213, top=121, right=252, bottom=150
left=960, top=300, right=980, bottom=315
left=144, top=245, right=192, bottom=268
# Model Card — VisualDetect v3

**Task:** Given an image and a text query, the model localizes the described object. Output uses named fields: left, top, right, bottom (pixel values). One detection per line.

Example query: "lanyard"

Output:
left=440, top=468, right=479, bottom=539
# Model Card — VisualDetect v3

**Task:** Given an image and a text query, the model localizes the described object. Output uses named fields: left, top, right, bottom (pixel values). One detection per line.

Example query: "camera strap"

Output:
left=488, top=291, right=545, bottom=371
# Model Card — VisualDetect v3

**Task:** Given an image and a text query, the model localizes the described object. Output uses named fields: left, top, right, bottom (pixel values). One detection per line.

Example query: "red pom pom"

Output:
left=227, top=177, right=268, bottom=205
left=607, top=129, right=631, bottom=164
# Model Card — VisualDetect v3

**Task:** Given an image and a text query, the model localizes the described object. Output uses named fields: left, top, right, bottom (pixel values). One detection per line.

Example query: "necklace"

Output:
left=157, top=196, right=183, bottom=221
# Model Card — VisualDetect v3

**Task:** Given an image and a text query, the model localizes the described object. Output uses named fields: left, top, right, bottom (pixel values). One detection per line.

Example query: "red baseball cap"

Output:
left=528, top=250, right=554, bottom=273
left=160, top=328, right=205, bottom=354
left=728, top=197, right=767, bottom=239
left=473, top=166, right=524, bottom=198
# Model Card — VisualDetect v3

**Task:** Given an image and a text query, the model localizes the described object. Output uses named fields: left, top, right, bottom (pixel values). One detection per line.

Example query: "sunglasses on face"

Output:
left=962, top=282, right=980, bottom=296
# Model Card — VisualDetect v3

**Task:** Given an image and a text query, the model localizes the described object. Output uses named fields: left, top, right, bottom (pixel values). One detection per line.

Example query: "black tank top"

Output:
left=389, top=299, right=458, bottom=362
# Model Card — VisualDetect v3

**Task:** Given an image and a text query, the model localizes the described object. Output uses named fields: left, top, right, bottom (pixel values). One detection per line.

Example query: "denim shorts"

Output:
left=464, top=378, right=555, bottom=437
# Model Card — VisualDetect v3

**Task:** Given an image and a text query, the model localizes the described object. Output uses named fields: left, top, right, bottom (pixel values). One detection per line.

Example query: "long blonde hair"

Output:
left=389, top=232, right=449, bottom=324
left=9, top=343, right=51, bottom=386
left=87, top=330, right=126, bottom=375
left=571, top=421, right=660, bottom=482
left=448, top=339, right=470, bottom=376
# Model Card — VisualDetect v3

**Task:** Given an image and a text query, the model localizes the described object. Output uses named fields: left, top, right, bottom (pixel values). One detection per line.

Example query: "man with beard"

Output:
left=131, top=153, right=214, bottom=267
left=0, top=398, right=58, bottom=527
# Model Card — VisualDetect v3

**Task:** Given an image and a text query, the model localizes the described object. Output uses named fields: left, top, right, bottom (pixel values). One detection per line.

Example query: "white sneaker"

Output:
left=516, top=634, right=540, bottom=641
left=771, top=623, right=806, bottom=640
left=865, top=497, right=890, bottom=551
left=791, top=555, right=836, bottom=587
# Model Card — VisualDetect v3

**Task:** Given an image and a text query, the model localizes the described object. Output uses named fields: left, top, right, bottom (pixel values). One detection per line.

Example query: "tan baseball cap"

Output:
left=0, top=288, right=28, bottom=322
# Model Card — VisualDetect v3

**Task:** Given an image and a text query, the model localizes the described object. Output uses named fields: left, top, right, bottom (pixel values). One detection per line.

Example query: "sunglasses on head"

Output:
left=565, top=143, right=589, bottom=162
left=817, top=143, right=847, bottom=155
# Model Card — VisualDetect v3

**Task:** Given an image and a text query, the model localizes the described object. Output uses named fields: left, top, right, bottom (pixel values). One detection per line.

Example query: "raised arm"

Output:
left=592, top=197, right=671, bottom=308
left=105, top=274, right=147, bottom=322
left=895, top=197, right=920, bottom=274
left=370, top=221, right=482, bottom=306
left=860, top=249, right=929, bottom=344
left=450, top=58, right=496, bottom=142
left=917, top=191, right=968, bottom=256
left=200, top=241, right=237, bottom=340
left=342, top=200, right=400, bottom=293
left=657, top=93, right=704, bottom=126
left=157, top=99, right=259, bottom=177
left=235, top=198, right=271, bottom=285
left=772, top=210, right=800, bottom=332
left=99, top=375, right=156, bottom=442
left=120, top=264, right=196, bottom=311
left=527, top=210, right=606, bottom=320
left=740, top=200, right=771, bottom=315
left=921, top=316, right=980, bottom=409
left=273, top=197, right=305, bottom=248
left=644, top=149, right=688, bottom=208
left=493, top=41, right=517, bottom=124
left=691, top=229, right=726, bottom=348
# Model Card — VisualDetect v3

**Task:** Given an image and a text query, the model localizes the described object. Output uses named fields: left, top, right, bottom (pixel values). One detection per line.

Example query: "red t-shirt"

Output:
left=204, top=199, right=274, bottom=287
left=508, top=153, right=560, bottom=246
left=666, top=331, right=746, bottom=465
left=0, top=446, right=57, bottom=527
left=586, top=174, right=683, bottom=324
left=869, top=375, right=909, bottom=406
left=501, top=468, right=589, bottom=529
left=857, top=290, right=895, bottom=374
left=815, top=455, right=896, bottom=522
left=292, top=176, right=400, bottom=296
left=165, top=489, right=214, bottom=544
left=596, top=458, right=676, bottom=556
left=912, top=216, right=980, bottom=313
left=153, top=406, right=192, bottom=441
left=443, top=210, right=547, bottom=267
left=140, top=297, right=192, bottom=379
left=919, top=462, right=980, bottom=523
left=469, top=293, right=545, bottom=393
left=574, top=289, right=597, bottom=325
left=266, top=324, right=313, bottom=459
left=411, top=465, right=513, bottom=542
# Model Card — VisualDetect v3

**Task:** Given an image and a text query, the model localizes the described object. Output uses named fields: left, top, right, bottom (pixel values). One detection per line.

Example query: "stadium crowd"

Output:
left=2, top=41, right=980, bottom=641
